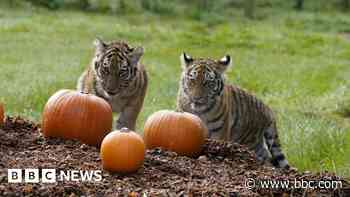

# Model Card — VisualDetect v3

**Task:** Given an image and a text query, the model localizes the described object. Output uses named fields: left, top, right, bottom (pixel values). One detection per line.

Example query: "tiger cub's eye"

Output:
left=100, top=66, right=110, bottom=75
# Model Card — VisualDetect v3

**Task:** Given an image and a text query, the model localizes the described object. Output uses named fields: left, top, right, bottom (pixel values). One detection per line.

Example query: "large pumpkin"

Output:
left=143, top=110, right=208, bottom=157
left=42, top=89, right=113, bottom=146
left=100, top=128, right=145, bottom=173
left=0, top=103, right=4, bottom=127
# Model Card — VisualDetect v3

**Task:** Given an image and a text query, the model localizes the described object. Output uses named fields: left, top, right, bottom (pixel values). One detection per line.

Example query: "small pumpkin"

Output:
left=0, top=103, right=4, bottom=126
left=42, top=89, right=113, bottom=146
left=100, top=128, right=145, bottom=173
left=143, top=110, right=208, bottom=157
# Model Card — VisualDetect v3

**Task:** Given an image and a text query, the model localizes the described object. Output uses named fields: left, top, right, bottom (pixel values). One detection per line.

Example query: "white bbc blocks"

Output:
left=41, top=169, right=56, bottom=183
left=24, top=169, right=39, bottom=183
left=7, top=169, right=56, bottom=183
left=7, top=169, right=22, bottom=183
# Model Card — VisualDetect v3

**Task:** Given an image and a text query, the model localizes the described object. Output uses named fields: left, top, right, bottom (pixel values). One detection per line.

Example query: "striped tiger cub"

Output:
left=77, top=38, right=148, bottom=130
left=176, top=53, right=289, bottom=168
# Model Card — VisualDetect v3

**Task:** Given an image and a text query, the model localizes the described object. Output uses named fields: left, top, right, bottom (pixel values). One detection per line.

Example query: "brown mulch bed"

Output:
left=0, top=116, right=349, bottom=197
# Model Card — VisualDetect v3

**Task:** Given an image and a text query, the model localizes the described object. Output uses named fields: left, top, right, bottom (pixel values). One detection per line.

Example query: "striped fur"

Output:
left=77, top=38, right=148, bottom=130
left=176, top=53, right=289, bottom=168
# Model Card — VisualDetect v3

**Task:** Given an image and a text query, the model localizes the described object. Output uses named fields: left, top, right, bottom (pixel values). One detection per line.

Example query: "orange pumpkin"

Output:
left=42, top=89, right=113, bottom=146
left=0, top=103, right=4, bottom=126
left=143, top=110, right=208, bottom=157
left=100, top=128, right=145, bottom=173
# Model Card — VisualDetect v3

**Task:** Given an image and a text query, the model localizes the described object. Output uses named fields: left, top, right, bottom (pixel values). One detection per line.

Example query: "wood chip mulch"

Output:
left=0, top=116, right=349, bottom=196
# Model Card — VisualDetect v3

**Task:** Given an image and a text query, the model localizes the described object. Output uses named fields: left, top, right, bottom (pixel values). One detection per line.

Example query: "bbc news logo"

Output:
left=7, top=169, right=102, bottom=183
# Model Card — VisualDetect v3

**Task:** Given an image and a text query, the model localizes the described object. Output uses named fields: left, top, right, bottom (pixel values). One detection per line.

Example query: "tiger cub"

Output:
left=77, top=38, right=148, bottom=130
left=176, top=53, right=289, bottom=168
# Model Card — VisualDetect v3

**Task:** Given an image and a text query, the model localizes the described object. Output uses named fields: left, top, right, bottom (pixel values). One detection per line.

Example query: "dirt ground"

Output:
left=0, top=116, right=349, bottom=196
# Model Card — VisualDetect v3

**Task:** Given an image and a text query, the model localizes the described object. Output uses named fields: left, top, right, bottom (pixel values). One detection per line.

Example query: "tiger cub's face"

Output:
left=180, top=53, right=231, bottom=111
left=93, top=38, right=144, bottom=95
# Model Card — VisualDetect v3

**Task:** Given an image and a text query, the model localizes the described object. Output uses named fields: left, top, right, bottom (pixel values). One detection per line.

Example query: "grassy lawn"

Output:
left=0, top=2, right=349, bottom=177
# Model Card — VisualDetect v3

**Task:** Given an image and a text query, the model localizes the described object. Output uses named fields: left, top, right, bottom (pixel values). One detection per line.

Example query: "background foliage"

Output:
left=0, top=0, right=349, bottom=177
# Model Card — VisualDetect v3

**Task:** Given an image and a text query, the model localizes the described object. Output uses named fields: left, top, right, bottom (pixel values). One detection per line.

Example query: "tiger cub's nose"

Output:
left=193, top=96, right=206, bottom=104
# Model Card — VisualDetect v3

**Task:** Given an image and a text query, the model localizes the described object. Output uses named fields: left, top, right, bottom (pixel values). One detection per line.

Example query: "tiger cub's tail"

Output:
left=264, top=122, right=290, bottom=169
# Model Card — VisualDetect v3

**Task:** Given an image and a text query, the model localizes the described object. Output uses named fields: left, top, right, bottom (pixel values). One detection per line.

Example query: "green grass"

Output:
left=0, top=2, right=349, bottom=177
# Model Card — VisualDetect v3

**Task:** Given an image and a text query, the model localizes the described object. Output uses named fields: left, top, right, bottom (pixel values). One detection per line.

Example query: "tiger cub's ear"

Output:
left=94, top=37, right=107, bottom=55
left=180, top=52, right=193, bottom=69
left=216, top=55, right=232, bottom=73
left=129, top=46, right=144, bottom=66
